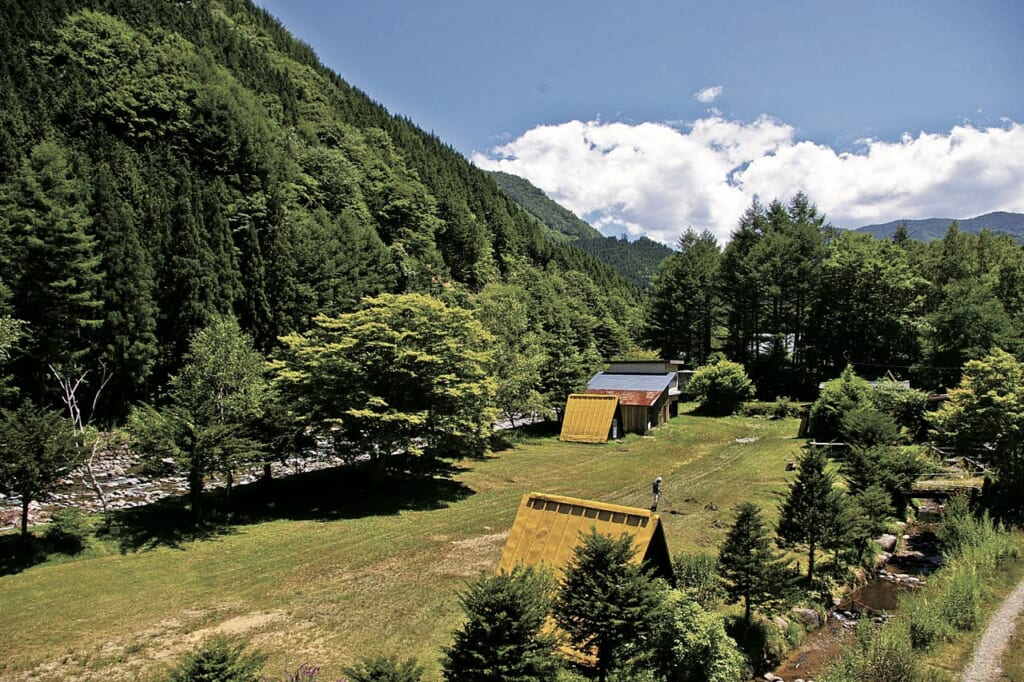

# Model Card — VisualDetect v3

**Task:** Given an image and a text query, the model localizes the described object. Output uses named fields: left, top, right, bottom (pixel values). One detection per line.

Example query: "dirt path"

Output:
left=961, top=575, right=1024, bottom=680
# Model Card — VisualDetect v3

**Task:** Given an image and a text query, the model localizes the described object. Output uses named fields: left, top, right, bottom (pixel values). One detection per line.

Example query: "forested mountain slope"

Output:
left=854, top=211, right=1024, bottom=241
left=0, top=0, right=640, bottom=414
left=490, top=170, right=673, bottom=289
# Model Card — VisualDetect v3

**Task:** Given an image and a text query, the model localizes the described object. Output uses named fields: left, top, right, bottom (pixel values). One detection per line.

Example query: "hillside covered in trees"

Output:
left=644, top=197, right=1024, bottom=399
left=0, top=0, right=642, bottom=417
left=854, top=211, right=1024, bottom=242
left=491, top=170, right=673, bottom=289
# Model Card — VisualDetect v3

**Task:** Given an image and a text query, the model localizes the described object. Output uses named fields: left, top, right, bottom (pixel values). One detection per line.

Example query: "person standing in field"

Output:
left=652, top=476, right=662, bottom=511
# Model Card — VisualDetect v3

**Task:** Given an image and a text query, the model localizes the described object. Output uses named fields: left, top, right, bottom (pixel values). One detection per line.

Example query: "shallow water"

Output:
left=769, top=510, right=940, bottom=681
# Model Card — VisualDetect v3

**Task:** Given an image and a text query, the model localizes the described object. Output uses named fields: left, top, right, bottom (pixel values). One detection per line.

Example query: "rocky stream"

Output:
left=765, top=501, right=944, bottom=682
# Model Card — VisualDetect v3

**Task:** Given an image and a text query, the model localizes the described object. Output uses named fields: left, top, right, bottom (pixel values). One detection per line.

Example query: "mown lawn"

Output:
left=0, top=410, right=804, bottom=681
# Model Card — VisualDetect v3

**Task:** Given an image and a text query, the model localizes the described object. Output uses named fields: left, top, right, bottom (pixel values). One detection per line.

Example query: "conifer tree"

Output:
left=442, top=565, right=558, bottom=682
left=718, top=502, right=791, bottom=627
left=91, top=162, right=158, bottom=411
left=0, top=402, right=80, bottom=537
left=0, top=139, right=102, bottom=395
left=777, top=448, right=841, bottom=582
left=555, top=531, right=670, bottom=682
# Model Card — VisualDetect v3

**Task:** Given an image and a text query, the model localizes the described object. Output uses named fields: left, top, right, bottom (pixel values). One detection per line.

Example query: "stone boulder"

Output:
left=791, top=607, right=820, bottom=629
left=876, top=533, right=899, bottom=552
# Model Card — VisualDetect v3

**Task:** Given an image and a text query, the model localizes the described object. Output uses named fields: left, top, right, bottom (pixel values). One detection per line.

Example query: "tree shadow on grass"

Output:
left=0, top=534, right=52, bottom=575
left=111, top=459, right=475, bottom=553
left=0, top=532, right=90, bottom=576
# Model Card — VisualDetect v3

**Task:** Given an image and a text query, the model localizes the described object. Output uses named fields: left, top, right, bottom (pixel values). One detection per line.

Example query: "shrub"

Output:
left=672, top=552, right=725, bottom=609
left=840, top=409, right=902, bottom=448
left=689, top=361, right=755, bottom=415
left=870, top=382, right=928, bottom=439
left=819, top=619, right=923, bottom=682
left=809, top=366, right=873, bottom=440
left=942, top=565, right=981, bottom=632
left=167, top=637, right=266, bottom=682
left=654, top=591, right=746, bottom=682
left=44, top=507, right=90, bottom=554
left=772, top=397, right=797, bottom=420
left=344, top=655, right=423, bottom=682
left=901, top=594, right=950, bottom=650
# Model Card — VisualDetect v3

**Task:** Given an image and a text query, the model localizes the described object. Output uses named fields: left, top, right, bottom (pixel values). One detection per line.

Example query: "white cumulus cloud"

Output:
left=694, top=85, right=723, bottom=103
left=471, top=117, right=1024, bottom=246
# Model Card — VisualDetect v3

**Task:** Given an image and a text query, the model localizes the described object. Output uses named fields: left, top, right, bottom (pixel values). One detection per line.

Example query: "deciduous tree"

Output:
left=928, top=348, right=1024, bottom=519
left=275, top=293, right=497, bottom=464
left=128, top=317, right=266, bottom=520
left=0, top=402, right=80, bottom=536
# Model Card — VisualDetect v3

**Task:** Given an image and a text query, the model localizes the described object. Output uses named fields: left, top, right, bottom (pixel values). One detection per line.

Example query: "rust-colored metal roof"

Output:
left=586, top=388, right=664, bottom=407
left=498, top=492, right=672, bottom=581
left=560, top=394, right=617, bottom=443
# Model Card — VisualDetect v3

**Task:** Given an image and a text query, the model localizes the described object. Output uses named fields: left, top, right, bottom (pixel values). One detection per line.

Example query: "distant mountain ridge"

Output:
left=853, top=211, right=1024, bottom=242
left=490, top=171, right=673, bottom=288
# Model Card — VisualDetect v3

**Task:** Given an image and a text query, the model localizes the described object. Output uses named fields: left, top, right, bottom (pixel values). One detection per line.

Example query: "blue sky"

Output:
left=255, top=0, right=1024, bottom=244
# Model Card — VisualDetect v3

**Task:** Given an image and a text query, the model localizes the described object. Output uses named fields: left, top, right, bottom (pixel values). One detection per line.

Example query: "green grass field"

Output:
left=0, top=411, right=806, bottom=681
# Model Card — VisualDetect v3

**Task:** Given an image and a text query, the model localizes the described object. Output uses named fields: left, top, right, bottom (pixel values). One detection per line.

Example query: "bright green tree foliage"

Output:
left=555, top=531, right=670, bottom=682
left=809, top=365, right=874, bottom=440
left=653, top=590, right=747, bottom=682
left=717, top=502, right=792, bottom=626
left=128, top=317, right=266, bottom=520
left=474, top=283, right=546, bottom=427
left=0, top=402, right=80, bottom=535
left=442, top=565, right=559, bottom=682
left=928, top=348, right=1024, bottom=519
left=688, top=360, right=755, bottom=415
left=275, top=293, right=498, bottom=463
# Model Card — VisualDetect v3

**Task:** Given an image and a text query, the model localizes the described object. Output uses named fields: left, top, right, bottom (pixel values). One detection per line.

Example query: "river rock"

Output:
left=876, top=533, right=899, bottom=552
left=791, top=607, right=820, bottom=628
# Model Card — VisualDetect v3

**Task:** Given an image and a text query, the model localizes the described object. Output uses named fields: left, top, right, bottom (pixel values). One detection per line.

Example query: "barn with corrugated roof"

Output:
left=585, top=364, right=679, bottom=434
left=498, top=492, right=673, bottom=581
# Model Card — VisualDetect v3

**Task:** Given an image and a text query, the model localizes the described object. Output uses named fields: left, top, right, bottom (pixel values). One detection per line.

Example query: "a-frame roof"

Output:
left=560, top=394, right=617, bottom=443
left=498, top=492, right=673, bottom=582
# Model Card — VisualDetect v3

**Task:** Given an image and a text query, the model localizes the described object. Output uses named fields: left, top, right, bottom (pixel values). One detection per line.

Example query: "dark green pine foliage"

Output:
left=442, top=566, right=559, bottom=682
left=0, top=0, right=642, bottom=414
left=90, top=159, right=158, bottom=411
left=159, top=174, right=237, bottom=366
left=776, top=447, right=842, bottom=582
left=0, top=139, right=103, bottom=396
left=642, top=229, right=721, bottom=365
left=555, top=531, right=669, bottom=682
left=718, top=502, right=792, bottom=627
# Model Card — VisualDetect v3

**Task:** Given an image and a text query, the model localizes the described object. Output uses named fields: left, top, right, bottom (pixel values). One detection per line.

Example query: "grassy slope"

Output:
left=0, top=412, right=803, bottom=681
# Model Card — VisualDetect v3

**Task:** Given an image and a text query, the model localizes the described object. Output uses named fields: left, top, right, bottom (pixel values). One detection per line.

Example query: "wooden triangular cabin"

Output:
left=498, top=492, right=673, bottom=582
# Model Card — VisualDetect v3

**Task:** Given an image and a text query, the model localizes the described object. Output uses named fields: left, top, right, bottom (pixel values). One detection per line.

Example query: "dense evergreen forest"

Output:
left=2, top=0, right=1021, bottom=427
left=644, top=197, right=1024, bottom=399
left=491, top=170, right=673, bottom=289
left=0, top=0, right=641, bottom=419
